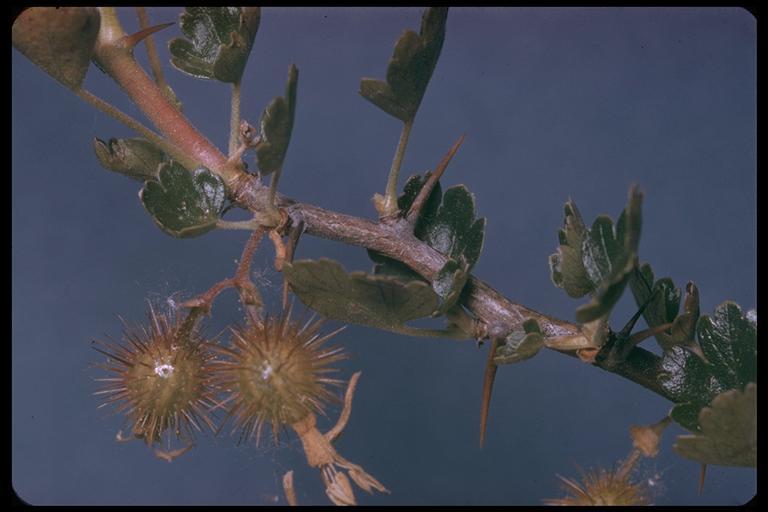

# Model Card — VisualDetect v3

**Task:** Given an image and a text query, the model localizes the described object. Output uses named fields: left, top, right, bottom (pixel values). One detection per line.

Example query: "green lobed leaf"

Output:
left=696, top=301, right=757, bottom=390
left=575, top=187, right=642, bottom=323
left=283, top=258, right=439, bottom=332
left=550, top=186, right=642, bottom=324
left=255, top=64, right=299, bottom=176
left=93, top=137, right=168, bottom=181
left=12, top=7, right=101, bottom=91
left=495, top=318, right=545, bottom=364
left=169, top=7, right=260, bottom=83
left=359, top=7, right=448, bottom=122
left=549, top=201, right=593, bottom=298
left=630, top=263, right=680, bottom=342
left=140, top=162, right=226, bottom=238
left=673, top=383, right=756, bottom=467
left=367, top=173, right=485, bottom=316
left=421, top=185, right=486, bottom=269
left=660, top=301, right=756, bottom=430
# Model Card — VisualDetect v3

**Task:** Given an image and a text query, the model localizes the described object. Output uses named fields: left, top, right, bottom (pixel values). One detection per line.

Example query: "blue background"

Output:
left=12, top=7, right=756, bottom=505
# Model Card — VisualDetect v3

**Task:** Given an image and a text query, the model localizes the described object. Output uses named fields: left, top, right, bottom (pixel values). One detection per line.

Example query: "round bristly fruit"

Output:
left=211, top=309, right=347, bottom=445
left=543, top=466, right=651, bottom=506
left=93, top=306, right=218, bottom=447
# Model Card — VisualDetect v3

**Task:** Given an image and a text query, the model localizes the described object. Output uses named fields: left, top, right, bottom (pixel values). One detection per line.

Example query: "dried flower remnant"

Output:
left=92, top=306, right=218, bottom=461
left=291, top=372, right=390, bottom=505
left=629, top=416, right=672, bottom=458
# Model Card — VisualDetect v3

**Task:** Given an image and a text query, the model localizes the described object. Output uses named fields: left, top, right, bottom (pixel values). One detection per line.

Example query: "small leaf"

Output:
left=543, top=316, right=609, bottom=352
left=255, top=64, right=299, bottom=176
left=629, top=264, right=704, bottom=358
left=283, top=258, right=438, bottom=332
left=660, top=301, right=757, bottom=428
left=368, top=173, right=485, bottom=293
left=13, top=7, right=101, bottom=91
left=93, top=137, right=168, bottom=181
left=169, top=7, right=260, bottom=83
left=421, top=186, right=486, bottom=269
left=550, top=186, right=642, bottom=325
left=162, top=83, right=183, bottom=112
left=432, top=259, right=469, bottom=315
left=673, top=383, right=756, bottom=467
left=549, top=201, right=593, bottom=298
left=140, top=162, right=226, bottom=238
left=359, top=7, right=448, bottom=122
left=575, top=186, right=642, bottom=323
left=495, top=318, right=545, bottom=364
left=629, top=263, right=680, bottom=345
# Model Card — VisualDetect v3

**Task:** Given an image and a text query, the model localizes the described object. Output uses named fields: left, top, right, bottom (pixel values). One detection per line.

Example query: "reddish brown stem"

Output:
left=93, top=10, right=240, bottom=185
left=182, top=228, right=266, bottom=315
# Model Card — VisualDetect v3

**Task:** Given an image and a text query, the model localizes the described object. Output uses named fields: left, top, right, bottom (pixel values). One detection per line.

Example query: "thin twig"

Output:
left=479, top=336, right=500, bottom=448
left=182, top=228, right=266, bottom=315
left=216, top=219, right=261, bottom=230
left=181, top=278, right=235, bottom=312
left=406, top=133, right=465, bottom=225
left=234, top=227, right=266, bottom=282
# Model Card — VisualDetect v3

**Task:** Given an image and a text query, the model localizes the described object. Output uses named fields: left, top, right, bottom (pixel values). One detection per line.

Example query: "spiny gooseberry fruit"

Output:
left=93, top=306, right=218, bottom=447
left=211, top=308, right=347, bottom=445
left=543, top=466, right=651, bottom=506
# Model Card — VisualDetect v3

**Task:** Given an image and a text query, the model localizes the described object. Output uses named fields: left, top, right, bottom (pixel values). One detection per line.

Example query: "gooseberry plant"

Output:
left=12, top=7, right=755, bottom=506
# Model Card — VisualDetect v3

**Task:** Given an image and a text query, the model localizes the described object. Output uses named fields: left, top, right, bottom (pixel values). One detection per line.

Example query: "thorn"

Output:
left=121, top=22, right=174, bottom=50
left=479, top=336, right=500, bottom=448
left=406, top=133, right=466, bottom=225
left=619, top=286, right=659, bottom=338
left=698, top=463, right=707, bottom=495
left=281, top=218, right=304, bottom=311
